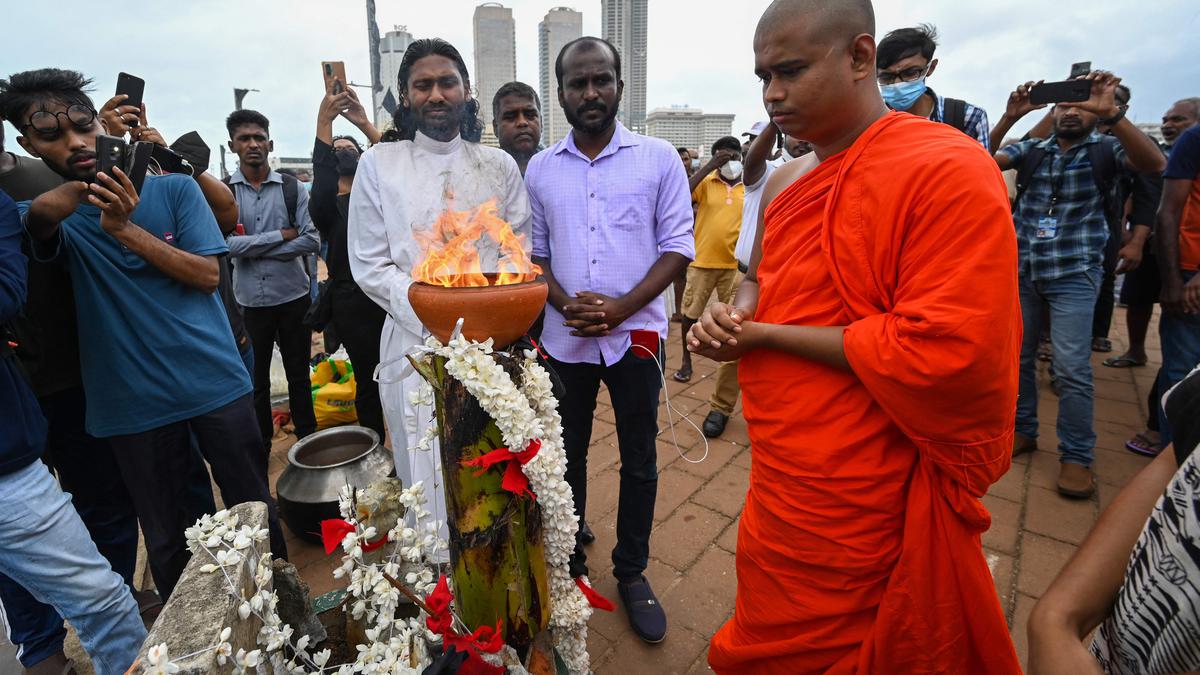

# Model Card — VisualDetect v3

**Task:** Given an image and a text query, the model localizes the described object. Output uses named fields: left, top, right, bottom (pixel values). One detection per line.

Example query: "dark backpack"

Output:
left=222, top=171, right=299, bottom=228
left=1013, top=138, right=1124, bottom=270
left=942, top=97, right=969, bottom=134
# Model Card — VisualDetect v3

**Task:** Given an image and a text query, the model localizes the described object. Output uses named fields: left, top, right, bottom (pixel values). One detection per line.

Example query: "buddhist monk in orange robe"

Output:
left=689, top=1, right=1023, bottom=673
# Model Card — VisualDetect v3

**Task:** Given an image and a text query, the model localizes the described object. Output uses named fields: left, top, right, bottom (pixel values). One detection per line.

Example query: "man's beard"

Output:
left=48, top=150, right=96, bottom=182
left=1054, top=121, right=1094, bottom=141
left=564, top=100, right=619, bottom=135
left=415, top=101, right=466, bottom=142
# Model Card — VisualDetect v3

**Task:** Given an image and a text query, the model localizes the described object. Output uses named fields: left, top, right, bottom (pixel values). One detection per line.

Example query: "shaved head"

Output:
left=757, top=0, right=875, bottom=44
left=753, top=0, right=884, bottom=157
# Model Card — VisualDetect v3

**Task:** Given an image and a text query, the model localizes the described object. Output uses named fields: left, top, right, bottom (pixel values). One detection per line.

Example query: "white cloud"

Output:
left=4, top=0, right=1198, bottom=168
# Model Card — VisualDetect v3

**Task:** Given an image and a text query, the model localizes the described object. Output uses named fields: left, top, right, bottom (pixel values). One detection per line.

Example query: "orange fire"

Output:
left=412, top=199, right=542, bottom=288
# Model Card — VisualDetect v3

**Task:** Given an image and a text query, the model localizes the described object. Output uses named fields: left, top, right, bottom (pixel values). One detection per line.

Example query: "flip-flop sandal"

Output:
left=1125, top=433, right=1164, bottom=457
left=672, top=369, right=692, bottom=383
left=1103, top=355, right=1147, bottom=368
left=1092, top=337, right=1114, bottom=353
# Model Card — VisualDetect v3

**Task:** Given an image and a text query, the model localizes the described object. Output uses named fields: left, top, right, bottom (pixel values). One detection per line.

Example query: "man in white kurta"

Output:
left=346, top=129, right=531, bottom=533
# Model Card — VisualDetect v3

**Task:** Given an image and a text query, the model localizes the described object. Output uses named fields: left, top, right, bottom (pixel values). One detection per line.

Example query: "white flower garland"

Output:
left=415, top=335, right=592, bottom=674
left=141, top=336, right=592, bottom=674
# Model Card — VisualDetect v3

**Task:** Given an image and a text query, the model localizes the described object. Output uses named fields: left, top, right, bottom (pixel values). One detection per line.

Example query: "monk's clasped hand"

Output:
left=688, top=302, right=757, bottom=362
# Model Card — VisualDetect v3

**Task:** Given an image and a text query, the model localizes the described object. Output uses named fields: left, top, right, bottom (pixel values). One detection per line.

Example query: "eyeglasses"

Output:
left=21, top=104, right=97, bottom=136
left=877, top=64, right=930, bottom=86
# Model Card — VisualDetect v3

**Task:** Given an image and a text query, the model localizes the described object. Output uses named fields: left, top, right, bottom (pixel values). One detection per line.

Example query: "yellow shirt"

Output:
left=691, top=172, right=744, bottom=269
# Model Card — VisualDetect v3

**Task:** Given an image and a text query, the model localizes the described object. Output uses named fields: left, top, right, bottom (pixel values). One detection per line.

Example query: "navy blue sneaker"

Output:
left=617, top=575, right=667, bottom=644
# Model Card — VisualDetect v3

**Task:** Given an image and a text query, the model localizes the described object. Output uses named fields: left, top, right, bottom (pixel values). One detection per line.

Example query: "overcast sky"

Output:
left=4, top=0, right=1199, bottom=171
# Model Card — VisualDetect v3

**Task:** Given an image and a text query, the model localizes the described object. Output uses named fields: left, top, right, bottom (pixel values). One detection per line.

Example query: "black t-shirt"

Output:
left=0, top=153, right=82, bottom=398
left=309, top=138, right=353, bottom=285
left=1168, top=367, right=1200, bottom=466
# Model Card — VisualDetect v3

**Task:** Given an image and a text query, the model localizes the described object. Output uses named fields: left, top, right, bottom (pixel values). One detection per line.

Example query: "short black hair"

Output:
left=332, top=134, right=364, bottom=153
left=492, top=81, right=540, bottom=122
left=877, top=23, right=939, bottom=70
left=711, top=136, right=741, bottom=155
left=1116, top=84, right=1131, bottom=106
left=0, top=68, right=94, bottom=133
left=226, top=109, right=270, bottom=138
left=676, top=146, right=690, bottom=155
left=555, top=36, right=622, bottom=88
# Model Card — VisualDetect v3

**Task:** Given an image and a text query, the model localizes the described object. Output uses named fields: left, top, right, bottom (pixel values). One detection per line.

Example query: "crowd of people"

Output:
left=0, top=0, right=1198, bottom=672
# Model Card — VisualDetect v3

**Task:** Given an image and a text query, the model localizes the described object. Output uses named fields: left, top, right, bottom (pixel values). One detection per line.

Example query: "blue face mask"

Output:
left=881, top=78, right=928, bottom=111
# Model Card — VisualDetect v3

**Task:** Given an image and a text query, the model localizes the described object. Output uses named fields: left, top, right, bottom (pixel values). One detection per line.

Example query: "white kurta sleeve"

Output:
left=347, top=148, right=423, bottom=335
left=500, top=156, right=533, bottom=249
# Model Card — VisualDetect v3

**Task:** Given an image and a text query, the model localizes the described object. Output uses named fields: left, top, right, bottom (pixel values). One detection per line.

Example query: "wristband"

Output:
left=1098, top=107, right=1127, bottom=127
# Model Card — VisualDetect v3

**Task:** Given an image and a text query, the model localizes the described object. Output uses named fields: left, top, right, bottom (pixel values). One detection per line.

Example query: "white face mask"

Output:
left=719, top=160, right=743, bottom=181
left=690, top=158, right=701, bottom=170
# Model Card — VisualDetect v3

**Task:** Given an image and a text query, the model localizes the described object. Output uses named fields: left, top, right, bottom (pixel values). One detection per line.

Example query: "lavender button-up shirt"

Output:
left=526, top=122, right=694, bottom=365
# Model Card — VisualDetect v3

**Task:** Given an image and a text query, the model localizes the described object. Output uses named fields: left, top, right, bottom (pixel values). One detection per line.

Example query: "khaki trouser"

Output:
left=709, top=271, right=744, bottom=415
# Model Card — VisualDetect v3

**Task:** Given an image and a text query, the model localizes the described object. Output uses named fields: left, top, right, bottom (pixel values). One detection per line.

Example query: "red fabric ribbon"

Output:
left=319, top=519, right=388, bottom=555
left=424, top=575, right=505, bottom=674
left=575, top=576, right=616, bottom=611
left=461, top=439, right=542, bottom=500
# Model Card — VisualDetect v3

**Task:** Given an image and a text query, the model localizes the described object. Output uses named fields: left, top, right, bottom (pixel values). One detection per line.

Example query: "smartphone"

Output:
left=96, top=134, right=127, bottom=179
left=1030, top=79, right=1092, bottom=106
left=322, top=61, right=347, bottom=95
left=127, top=141, right=152, bottom=194
left=115, top=72, right=145, bottom=126
left=1069, top=61, right=1091, bottom=79
left=94, top=135, right=150, bottom=194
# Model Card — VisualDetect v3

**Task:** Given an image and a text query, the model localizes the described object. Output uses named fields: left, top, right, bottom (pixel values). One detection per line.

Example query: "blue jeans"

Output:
left=1157, top=272, right=1200, bottom=445
left=1017, top=268, right=1101, bottom=466
left=0, top=387, right=139, bottom=668
left=0, top=461, right=145, bottom=673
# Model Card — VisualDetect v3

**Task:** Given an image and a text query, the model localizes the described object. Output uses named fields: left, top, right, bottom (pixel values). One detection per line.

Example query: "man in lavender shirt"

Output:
left=526, top=37, right=694, bottom=645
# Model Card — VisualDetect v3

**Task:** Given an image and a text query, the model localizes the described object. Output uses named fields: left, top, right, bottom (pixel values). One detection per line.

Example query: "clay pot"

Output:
left=408, top=278, right=548, bottom=349
left=275, top=426, right=394, bottom=544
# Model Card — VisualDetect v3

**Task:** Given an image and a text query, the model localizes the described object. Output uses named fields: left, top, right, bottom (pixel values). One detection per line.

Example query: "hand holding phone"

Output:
left=115, top=73, right=145, bottom=128
left=1069, top=61, right=1091, bottom=79
left=322, top=61, right=347, bottom=95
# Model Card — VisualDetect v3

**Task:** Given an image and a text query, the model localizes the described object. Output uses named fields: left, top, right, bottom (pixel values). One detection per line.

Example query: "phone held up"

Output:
left=114, top=72, right=145, bottom=127
left=322, top=61, right=347, bottom=95
left=95, top=134, right=151, bottom=195
left=1068, top=61, right=1092, bottom=80
left=1029, top=79, right=1092, bottom=106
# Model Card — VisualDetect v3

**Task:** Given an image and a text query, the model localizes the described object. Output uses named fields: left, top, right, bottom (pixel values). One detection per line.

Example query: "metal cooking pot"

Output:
left=275, top=426, right=395, bottom=544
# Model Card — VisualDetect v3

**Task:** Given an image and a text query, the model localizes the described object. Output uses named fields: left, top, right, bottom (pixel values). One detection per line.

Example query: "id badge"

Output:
left=1036, top=216, right=1059, bottom=240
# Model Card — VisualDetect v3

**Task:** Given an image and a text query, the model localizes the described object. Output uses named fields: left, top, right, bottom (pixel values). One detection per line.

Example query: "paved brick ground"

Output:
left=271, top=306, right=1161, bottom=673
left=14, top=308, right=1156, bottom=674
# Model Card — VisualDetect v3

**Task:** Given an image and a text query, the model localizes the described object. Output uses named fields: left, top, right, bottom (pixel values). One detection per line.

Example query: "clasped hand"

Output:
left=561, top=291, right=632, bottom=337
left=687, top=302, right=759, bottom=362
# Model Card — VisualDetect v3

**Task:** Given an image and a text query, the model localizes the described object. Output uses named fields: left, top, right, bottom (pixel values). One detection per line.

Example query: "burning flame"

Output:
left=412, top=198, right=542, bottom=288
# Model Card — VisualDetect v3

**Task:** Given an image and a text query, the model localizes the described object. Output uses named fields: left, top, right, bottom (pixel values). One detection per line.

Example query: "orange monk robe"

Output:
left=708, top=112, right=1022, bottom=675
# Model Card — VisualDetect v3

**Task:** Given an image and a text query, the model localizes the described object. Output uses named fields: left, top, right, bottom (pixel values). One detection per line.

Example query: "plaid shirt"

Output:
left=1000, top=133, right=1126, bottom=281
left=927, top=88, right=990, bottom=149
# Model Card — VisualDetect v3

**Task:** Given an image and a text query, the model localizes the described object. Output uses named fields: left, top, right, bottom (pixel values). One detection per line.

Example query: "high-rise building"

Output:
left=601, top=0, right=647, bottom=134
left=645, top=106, right=735, bottom=158
left=473, top=3, right=517, bottom=128
left=539, top=7, right=583, bottom=145
left=375, top=25, right=414, bottom=128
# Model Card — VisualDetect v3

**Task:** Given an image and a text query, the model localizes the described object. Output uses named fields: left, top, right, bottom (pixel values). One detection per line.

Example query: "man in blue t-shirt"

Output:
left=0, top=71, right=287, bottom=599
